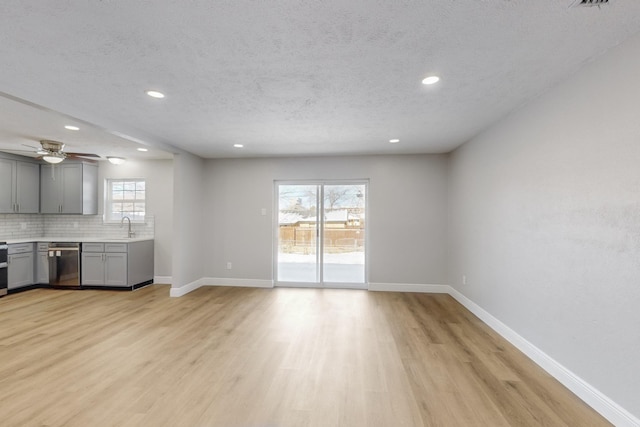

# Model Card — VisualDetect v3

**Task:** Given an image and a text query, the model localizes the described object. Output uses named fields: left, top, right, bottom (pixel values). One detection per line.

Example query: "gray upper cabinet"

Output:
left=0, top=157, right=14, bottom=213
left=0, top=157, right=40, bottom=214
left=16, top=162, right=40, bottom=213
left=40, top=162, right=98, bottom=214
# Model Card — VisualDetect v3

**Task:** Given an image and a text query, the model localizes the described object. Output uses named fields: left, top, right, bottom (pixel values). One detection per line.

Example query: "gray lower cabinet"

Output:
left=36, top=243, right=50, bottom=284
left=40, top=162, right=98, bottom=214
left=81, top=241, right=153, bottom=287
left=81, top=243, right=128, bottom=287
left=8, top=243, right=35, bottom=289
left=0, top=158, right=40, bottom=214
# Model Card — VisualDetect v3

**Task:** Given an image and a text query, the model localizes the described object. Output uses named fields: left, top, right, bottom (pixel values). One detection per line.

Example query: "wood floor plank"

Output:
left=0, top=286, right=611, bottom=426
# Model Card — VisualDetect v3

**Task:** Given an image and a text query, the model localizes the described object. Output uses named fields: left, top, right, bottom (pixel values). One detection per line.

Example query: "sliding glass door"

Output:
left=276, top=184, right=319, bottom=283
left=275, top=181, right=366, bottom=288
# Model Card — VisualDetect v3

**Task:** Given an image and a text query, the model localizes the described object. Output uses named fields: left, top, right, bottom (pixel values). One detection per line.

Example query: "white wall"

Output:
left=172, top=152, right=206, bottom=289
left=99, top=159, right=174, bottom=277
left=203, top=154, right=448, bottom=286
left=448, top=32, right=640, bottom=419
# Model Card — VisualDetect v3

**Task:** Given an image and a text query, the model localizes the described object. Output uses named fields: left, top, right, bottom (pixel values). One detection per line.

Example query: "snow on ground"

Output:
left=278, top=251, right=364, bottom=264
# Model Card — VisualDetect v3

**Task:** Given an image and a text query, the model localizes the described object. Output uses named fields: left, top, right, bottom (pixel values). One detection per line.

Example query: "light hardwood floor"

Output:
left=0, top=285, right=610, bottom=426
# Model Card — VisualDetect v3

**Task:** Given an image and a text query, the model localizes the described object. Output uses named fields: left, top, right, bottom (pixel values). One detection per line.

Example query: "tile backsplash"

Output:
left=0, top=214, right=154, bottom=240
left=0, top=214, right=45, bottom=239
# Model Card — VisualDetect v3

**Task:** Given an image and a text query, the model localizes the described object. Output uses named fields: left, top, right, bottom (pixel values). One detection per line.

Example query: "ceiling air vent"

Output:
left=572, top=0, right=609, bottom=6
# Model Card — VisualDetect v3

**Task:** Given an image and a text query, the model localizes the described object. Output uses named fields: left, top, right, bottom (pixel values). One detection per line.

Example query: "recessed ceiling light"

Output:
left=137, top=147, right=148, bottom=152
left=422, top=76, right=440, bottom=85
left=389, top=139, right=400, bottom=144
left=146, top=90, right=165, bottom=99
left=64, top=125, right=80, bottom=131
left=233, top=144, right=244, bottom=148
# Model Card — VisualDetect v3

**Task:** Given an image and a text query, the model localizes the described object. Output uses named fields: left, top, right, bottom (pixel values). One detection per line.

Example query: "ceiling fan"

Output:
left=24, top=140, right=101, bottom=164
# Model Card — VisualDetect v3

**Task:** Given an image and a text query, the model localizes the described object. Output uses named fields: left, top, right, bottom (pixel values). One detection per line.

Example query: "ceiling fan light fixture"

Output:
left=107, top=156, right=126, bottom=165
left=43, top=153, right=65, bottom=164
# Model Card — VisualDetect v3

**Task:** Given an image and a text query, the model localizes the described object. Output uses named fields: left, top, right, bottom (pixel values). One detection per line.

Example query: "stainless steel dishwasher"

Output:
left=48, top=243, right=81, bottom=288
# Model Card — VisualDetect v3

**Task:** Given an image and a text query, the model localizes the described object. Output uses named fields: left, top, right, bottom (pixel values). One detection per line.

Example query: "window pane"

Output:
left=107, top=179, right=146, bottom=222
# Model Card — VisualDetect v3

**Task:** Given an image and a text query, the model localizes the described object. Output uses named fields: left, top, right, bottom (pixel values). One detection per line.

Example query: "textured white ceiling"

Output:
left=0, top=1, right=639, bottom=158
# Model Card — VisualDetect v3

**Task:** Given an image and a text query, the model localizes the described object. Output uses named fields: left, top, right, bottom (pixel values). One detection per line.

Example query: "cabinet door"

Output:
left=8, top=252, right=34, bottom=289
left=36, top=252, right=50, bottom=284
left=40, top=165, right=61, bottom=213
left=61, top=164, right=83, bottom=214
left=0, top=158, right=16, bottom=213
left=81, top=253, right=105, bottom=285
left=16, top=161, right=40, bottom=213
left=104, top=253, right=128, bottom=286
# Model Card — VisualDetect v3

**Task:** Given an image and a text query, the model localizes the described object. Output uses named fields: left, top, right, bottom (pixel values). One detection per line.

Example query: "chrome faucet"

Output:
left=120, top=216, right=135, bottom=238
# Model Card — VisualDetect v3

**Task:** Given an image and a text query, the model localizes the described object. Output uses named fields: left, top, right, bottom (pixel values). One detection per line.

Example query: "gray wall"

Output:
left=99, top=159, right=174, bottom=277
left=448, top=32, right=640, bottom=417
left=203, top=154, right=448, bottom=285
left=172, top=152, right=206, bottom=288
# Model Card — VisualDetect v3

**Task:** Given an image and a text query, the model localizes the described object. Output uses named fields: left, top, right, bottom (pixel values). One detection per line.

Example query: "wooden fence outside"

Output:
left=279, top=226, right=364, bottom=253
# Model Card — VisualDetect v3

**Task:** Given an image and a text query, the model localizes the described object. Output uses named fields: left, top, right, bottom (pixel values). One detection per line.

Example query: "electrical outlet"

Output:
left=261, top=208, right=267, bottom=216
left=73, top=222, right=78, bottom=229
left=226, top=262, right=232, bottom=270
left=20, top=222, right=27, bottom=230
left=462, top=275, right=467, bottom=285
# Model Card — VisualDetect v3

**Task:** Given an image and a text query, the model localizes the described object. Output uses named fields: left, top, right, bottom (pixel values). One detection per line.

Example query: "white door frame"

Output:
left=273, top=179, right=368, bottom=289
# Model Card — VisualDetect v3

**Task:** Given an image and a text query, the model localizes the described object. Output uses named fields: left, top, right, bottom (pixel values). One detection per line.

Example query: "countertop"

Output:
left=3, top=237, right=154, bottom=244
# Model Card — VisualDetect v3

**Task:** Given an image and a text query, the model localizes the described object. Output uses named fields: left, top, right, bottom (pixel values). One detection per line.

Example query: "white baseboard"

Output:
left=154, top=275, right=172, bottom=285
left=447, top=287, right=640, bottom=427
left=169, top=278, right=207, bottom=297
left=368, top=282, right=450, bottom=293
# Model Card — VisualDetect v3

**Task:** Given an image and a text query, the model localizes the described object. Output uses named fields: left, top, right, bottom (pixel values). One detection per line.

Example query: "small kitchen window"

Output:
left=105, top=179, right=146, bottom=223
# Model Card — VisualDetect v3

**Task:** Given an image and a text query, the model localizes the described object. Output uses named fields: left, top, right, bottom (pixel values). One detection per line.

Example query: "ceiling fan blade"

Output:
left=67, top=152, right=101, bottom=158
left=66, top=153, right=99, bottom=163
left=1, top=148, right=40, bottom=155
